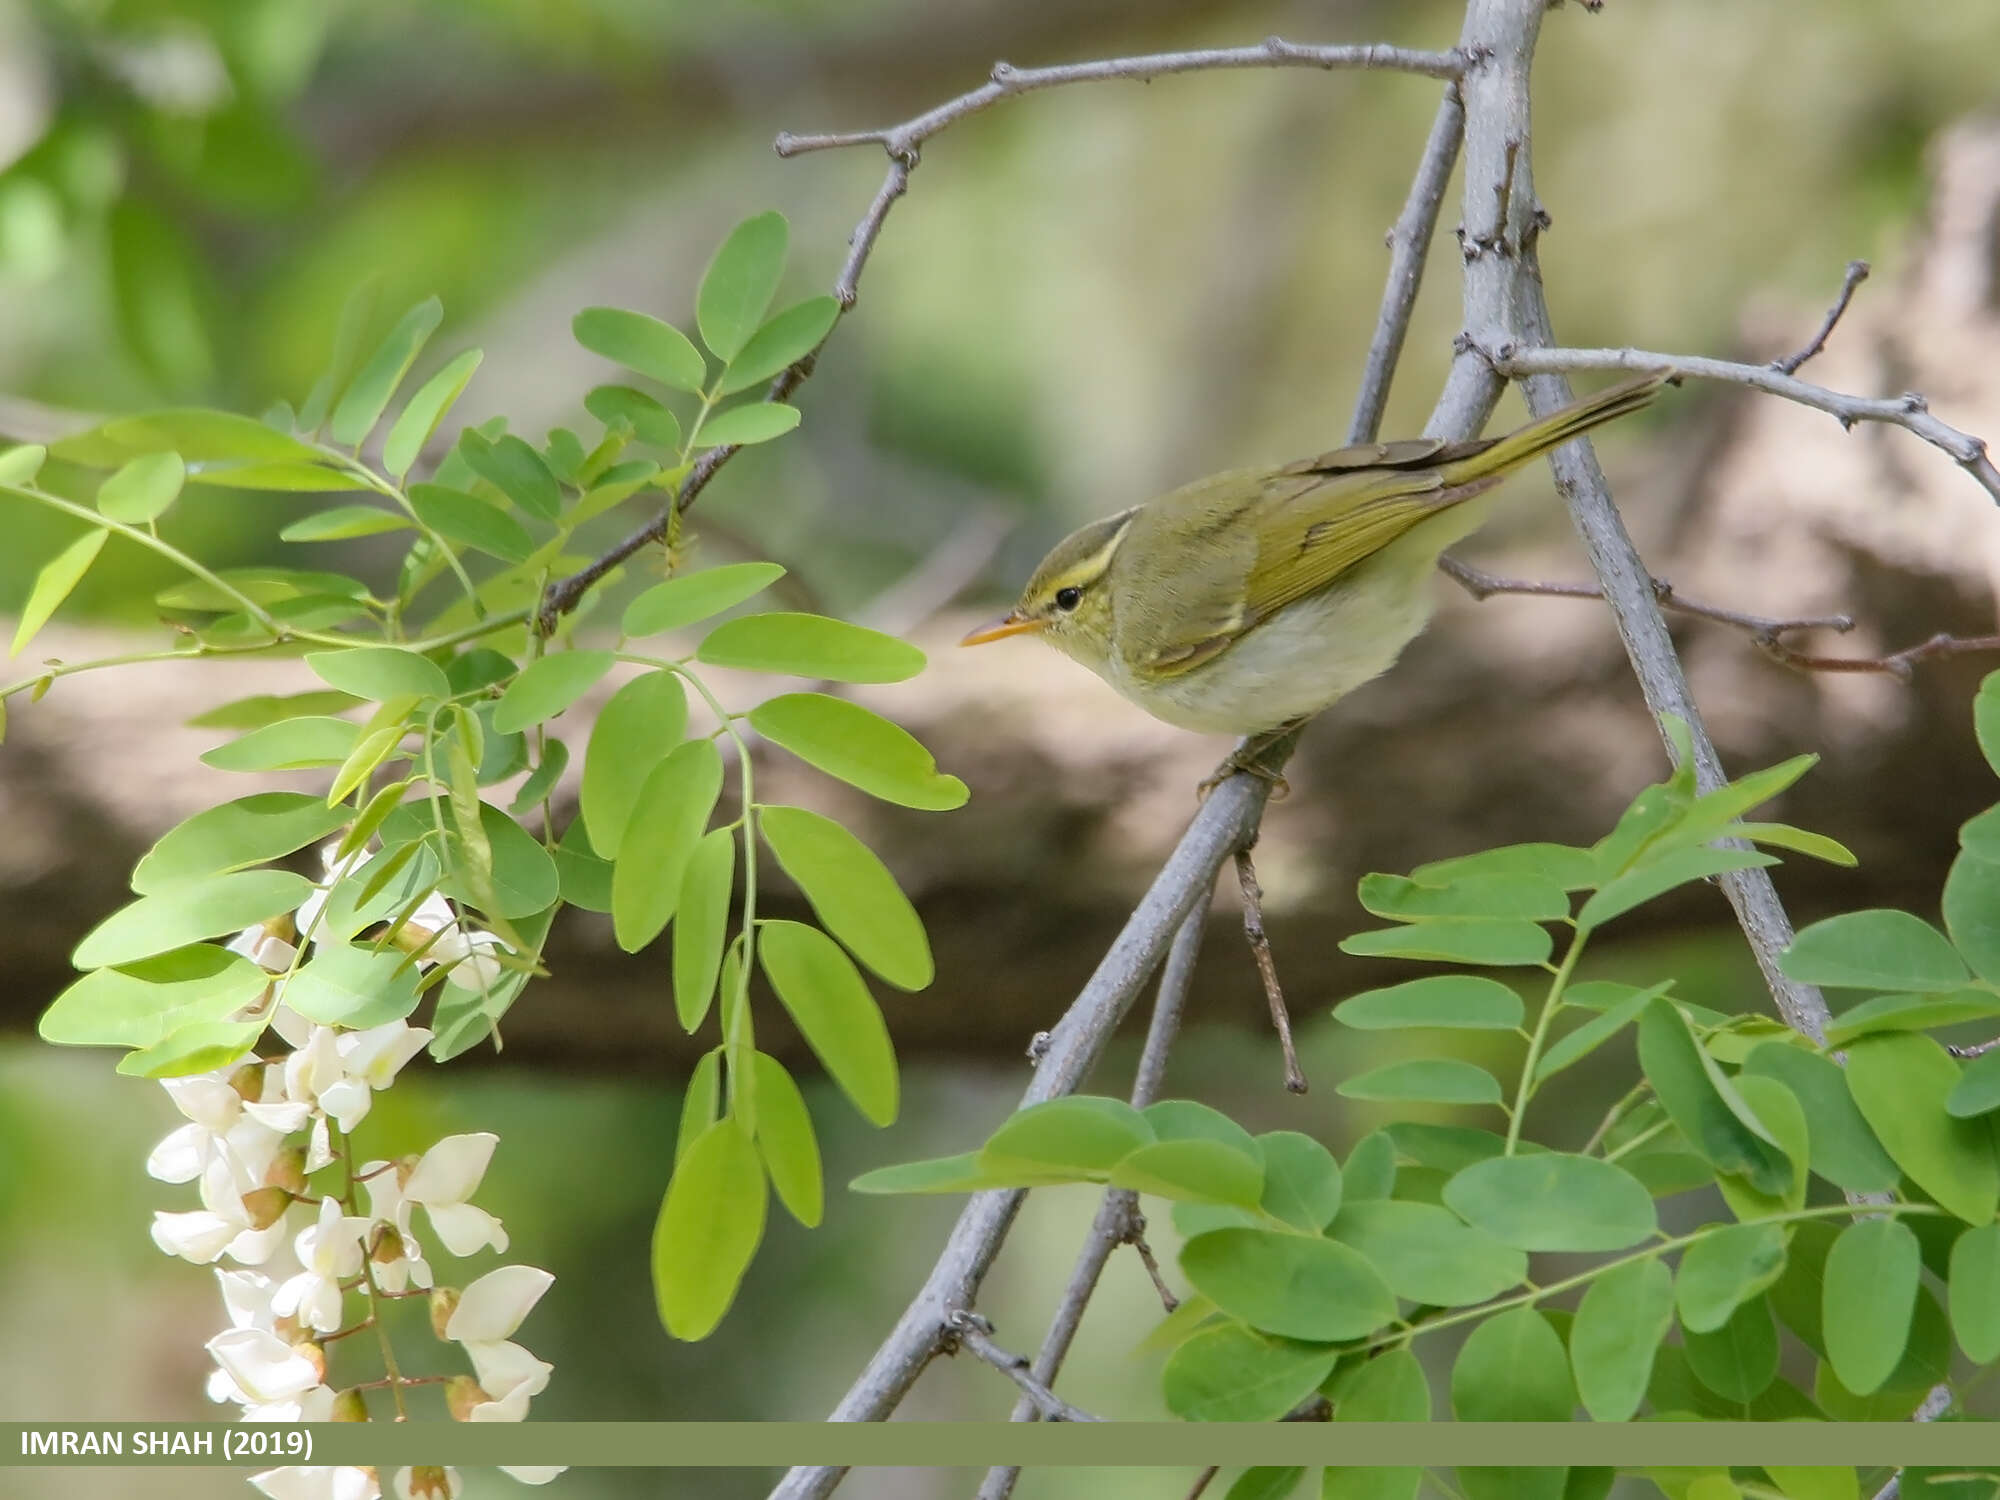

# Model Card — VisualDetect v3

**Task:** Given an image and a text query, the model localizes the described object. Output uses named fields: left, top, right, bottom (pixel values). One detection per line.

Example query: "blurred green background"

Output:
left=4, top=0, right=1999, bottom=1495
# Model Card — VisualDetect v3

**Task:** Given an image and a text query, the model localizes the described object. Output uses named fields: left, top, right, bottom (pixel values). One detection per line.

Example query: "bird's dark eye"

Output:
left=1054, top=586, right=1083, bottom=612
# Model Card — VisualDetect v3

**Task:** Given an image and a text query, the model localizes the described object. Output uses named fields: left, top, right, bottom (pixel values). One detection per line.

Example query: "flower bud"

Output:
left=397, top=1467, right=461, bottom=1500
left=227, top=1063, right=264, bottom=1103
left=265, top=1144, right=308, bottom=1197
left=444, top=1374, right=488, bottom=1422
left=331, top=1388, right=369, bottom=1423
left=240, top=1187, right=291, bottom=1231
left=372, top=1224, right=406, bottom=1265
left=293, top=1338, right=327, bottom=1383
left=428, top=1286, right=461, bottom=1341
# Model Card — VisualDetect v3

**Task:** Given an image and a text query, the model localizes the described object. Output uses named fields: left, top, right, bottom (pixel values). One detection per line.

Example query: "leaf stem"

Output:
left=1505, top=930, right=1585, bottom=1153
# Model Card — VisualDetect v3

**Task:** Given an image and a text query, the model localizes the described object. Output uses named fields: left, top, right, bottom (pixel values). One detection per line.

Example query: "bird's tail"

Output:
left=1438, top=369, right=1671, bottom=485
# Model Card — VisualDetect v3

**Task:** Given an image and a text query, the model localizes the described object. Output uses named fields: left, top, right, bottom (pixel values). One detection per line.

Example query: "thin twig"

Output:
left=1185, top=1470, right=1221, bottom=1500
left=1128, top=1225, right=1178, bottom=1313
left=945, top=1313, right=1104, bottom=1422
left=1757, top=630, right=2000, bottom=679
left=1773, top=259, right=1870, bottom=376
left=775, top=39, right=1463, bottom=159
left=1949, top=1035, right=2000, bottom=1059
left=1485, top=341, right=2000, bottom=506
left=1237, top=845, right=1307, bottom=1093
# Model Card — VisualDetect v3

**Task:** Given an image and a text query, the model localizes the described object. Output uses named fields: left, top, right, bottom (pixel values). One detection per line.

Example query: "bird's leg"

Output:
left=1235, top=843, right=1307, bottom=1094
left=1196, top=722, right=1304, bottom=802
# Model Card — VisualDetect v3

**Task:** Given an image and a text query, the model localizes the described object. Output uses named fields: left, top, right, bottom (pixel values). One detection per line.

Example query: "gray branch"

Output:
left=945, top=1313, right=1104, bottom=1423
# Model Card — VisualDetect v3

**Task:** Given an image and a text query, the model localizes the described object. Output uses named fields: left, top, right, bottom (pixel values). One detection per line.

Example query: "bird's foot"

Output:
left=1196, top=725, right=1303, bottom=802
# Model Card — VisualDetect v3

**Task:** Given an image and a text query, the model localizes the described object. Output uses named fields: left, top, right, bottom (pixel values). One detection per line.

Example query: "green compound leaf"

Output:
left=1949, top=1050, right=2000, bottom=1119
left=132, top=793, right=350, bottom=894
left=1338, top=919, right=1552, bottom=967
left=697, top=612, right=922, bottom=684
left=1739, top=1042, right=1900, bottom=1194
left=1329, top=1198, right=1527, bottom=1307
left=1110, top=1139, right=1264, bottom=1208
left=509, top=739, right=569, bottom=817
left=719, top=296, right=840, bottom=395
left=384, top=348, right=482, bottom=479
left=1411, top=841, right=1598, bottom=890
left=1780, top=909, right=1969, bottom=991
left=696, top=402, right=801, bottom=448
left=1576, top=847, right=1778, bottom=933
left=676, top=1051, right=721, bottom=1171
left=1978, top=671, right=2000, bottom=778
left=1637, top=997, right=1792, bottom=1196
left=493, top=650, right=615, bottom=734
left=1358, top=872, right=1569, bottom=923
left=201, top=716, right=363, bottom=772
left=758, top=805, right=932, bottom=990
left=1534, top=982, right=1669, bottom=1083
left=74, top=869, right=315, bottom=968
left=1826, top=990, right=2000, bottom=1049
left=1334, top=975, right=1525, bottom=1031
left=409, top=483, right=534, bottom=564
left=1180, top=1228, right=1396, bottom=1342
left=115, top=1018, right=268, bottom=1078
left=673, top=829, right=735, bottom=1033
left=330, top=296, right=443, bottom=447
left=979, top=1098, right=1153, bottom=1180
left=582, top=670, right=687, bottom=859
left=1442, top=1153, right=1657, bottom=1252
left=1337, top=1059, right=1503, bottom=1107
left=77, top=408, right=328, bottom=466
left=283, top=941, right=422, bottom=1028
left=1845, top=1032, right=1999, bottom=1224
left=1947, top=1220, right=2000, bottom=1362
left=1254, top=1131, right=1343, bottom=1232
left=759, top=919, right=897, bottom=1127
left=1571, top=1254, right=1673, bottom=1421
left=306, top=646, right=449, bottom=703
left=97, top=450, right=185, bottom=523
left=585, top=385, right=682, bottom=449
left=1676, top=1222, right=1788, bottom=1333
left=458, top=430, right=560, bottom=520
left=751, top=1052, right=823, bottom=1229
left=1943, top=849, right=2000, bottom=983
left=610, top=739, right=723, bottom=952
left=749, top=692, right=967, bottom=811
left=11, top=527, right=106, bottom=658
left=0, top=442, right=47, bottom=484
left=624, top=562, right=787, bottom=638
left=1323, top=1350, right=1427, bottom=1500
left=652, top=1117, right=765, bottom=1341
left=575, top=306, right=706, bottom=394
left=698, top=211, right=788, bottom=362
left=1161, top=1324, right=1340, bottom=1423
left=39, top=945, right=270, bottom=1049
left=1452, top=1306, right=1574, bottom=1420
left=1823, top=1217, right=1920, bottom=1395
left=1224, top=1469, right=1306, bottom=1500
left=1683, top=1295, right=1780, bottom=1403
left=280, top=505, right=411, bottom=542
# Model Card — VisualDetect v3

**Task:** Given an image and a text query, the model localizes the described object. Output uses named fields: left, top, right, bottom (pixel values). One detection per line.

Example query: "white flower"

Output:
left=401, top=1133, right=507, bottom=1256
left=316, top=1020, right=433, bottom=1132
left=467, top=1339, right=553, bottom=1404
left=270, top=1196, right=370, bottom=1334
left=445, top=1264, right=554, bottom=1420
left=227, top=925, right=298, bottom=974
left=244, top=1382, right=335, bottom=1424
left=360, top=1163, right=433, bottom=1292
left=466, top=1382, right=535, bottom=1421
left=146, top=1068, right=299, bottom=1192
left=498, top=1470, right=566, bottom=1486
left=217, top=1268, right=279, bottom=1330
left=430, top=926, right=507, bottom=990
left=249, top=1467, right=380, bottom=1500
left=152, top=1207, right=241, bottom=1264
left=207, top=1327, right=318, bottom=1407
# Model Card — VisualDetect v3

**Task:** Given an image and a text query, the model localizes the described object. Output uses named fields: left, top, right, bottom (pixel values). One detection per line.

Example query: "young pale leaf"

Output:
left=554, top=817, right=612, bottom=913
left=1570, top=1254, right=1672, bottom=1420
left=750, top=1052, right=822, bottom=1228
left=189, top=462, right=357, bottom=492
left=1576, top=847, right=1779, bottom=933
left=80, top=409, right=324, bottom=466
left=748, top=693, right=967, bottom=811
left=758, top=805, right=931, bottom=989
left=458, top=431, right=559, bottom=520
left=1336, top=1059, right=1503, bottom=1106
left=581, top=670, right=687, bottom=859
left=1337, top=919, right=1552, bottom=966
left=1949, top=1050, right=2000, bottom=1118
left=609, top=739, right=724, bottom=952
left=443, top=802, right=558, bottom=919
left=1739, top=1043, right=1901, bottom=1194
left=849, top=1151, right=1070, bottom=1195
left=1823, top=1218, right=1920, bottom=1395
left=1736, top=822, right=1856, bottom=866
left=1108, top=1139, right=1263, bottom=1207
left=1662, top=754, right=1819, bottom=847
left=11, top=528, right=107, bottom=657
left=409, top=483, right=534, bottom=564
left=508, top=738, right=569, bottom=817
left=493, top=650, right=615, bottom=734
left=1948, top=1220, right=2000, bottom=1362
left=719, top=296, right=840, bottom=395
left=74, top=870, right=315, bottom=968
left=1328, top=1198, right=1527, bottom=1307
left=624, top=562, right=787, bottom=638
left=1780, top=909, right=1969, bottom=991
left=98, top=451, right=185, bottom=523
left=1845, top=1033, right=1999, bottom=1224
left=1451, top=1307, right=1575, bottom=1420
left=1442, top=1154, right=1656, bottom=1252
left=584, top=385, right=681, bottom=449
left=676, top=1051, right=722, bottom=1170
left=115, top=1018, right=268, bottom=1079
left=383, top=348, right=482, bottom=478
left=1180, top=1228, right=1397, bottom=1342
left=673, top=829, right=735, bottom=1032
left=1410, top=841, right=1598, bottom=890
left=0, top=442, right=48, bottom=484
left=279, top=506, right=411, bottom=542
left=1534, top=983, right=1669, bottom=1083
left=1334, top=975, right=1525, bottom=1031
left=1683, top=1296, right=1780, bottom=1403
left=652, top=1118, right=766, bottom=1340
left=697, top=612, right=923, bottom=684
left=330, top=296, right=443, bottom=447
left=1636, top=998, right=1793, bottom=1196
left=698, top=211, right=788, bottom=361
left=1943, top=850, right=2000, bottom=983
left=1161, top=1325, right=1340, bottom=1423
left=132, top=792, right=350, bottom=894
left=574, top=307, right=707, bottom=394
left=38, top=945, right=270, bottom=1049
left=758, top=920, right=898, bottom=1126
left=1824, top=989, right=2000, bottom=1049
left=1358, top=872, right=1569, bottom=923
left=980, top=1097, right=1154, bottom=1178
left=1254, top=1131, right=1343, bottom=1232
left=1676, top=1222, right=1789, bottom=1332
left=694, top=402, right=801, bottom=448
left=306, top=646, right=449, bottom=703
left=283, top=942, right=421, bottom=1028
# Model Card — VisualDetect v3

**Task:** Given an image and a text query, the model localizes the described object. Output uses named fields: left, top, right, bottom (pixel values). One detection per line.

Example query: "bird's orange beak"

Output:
left=960, top=610, right=1045, bottom=646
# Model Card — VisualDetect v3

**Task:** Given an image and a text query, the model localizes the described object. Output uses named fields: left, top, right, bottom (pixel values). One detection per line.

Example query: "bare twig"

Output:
left=1773, top=259, right=1871, bottom=376
left=1485, top=341, right=2000, bottom=507
left=1756, top=630, right=2000, bottom=679
left=1949, top=1036, right=2000, bottom=1059
left=1185, top=1469, right=1221, bottom=1500
left=1439, top=555, right=1857, bottom=641
left=1237, top=845, right=1307, bottom=1094
left=945, top=1313, right=1104, bottom=1422
left=1128, top=1224, right=1179, bottom=1313
left=775, top=39, right=1463, bottom=159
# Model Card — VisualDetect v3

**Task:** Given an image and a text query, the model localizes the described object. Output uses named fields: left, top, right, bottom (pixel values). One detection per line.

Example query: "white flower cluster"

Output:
left=139, top=850, right=560, bottom=1493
